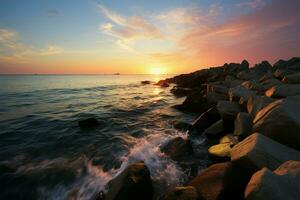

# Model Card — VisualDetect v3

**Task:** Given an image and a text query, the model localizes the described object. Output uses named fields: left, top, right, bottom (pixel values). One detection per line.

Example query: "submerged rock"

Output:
left=231, top=133, right=300, bottom=172
left=155, top=80, right=170, bottom=87
left=245, top=160, right=300, bottom=200
left=141, top=80, right=151, bottom=84
left=161, top=137, right=194, bottom=162
left=253, top=95, right=300, bottom=150
left=78, top=117, right=100, bottom=129
left=104, top=161, right=153, bottom=200
left=172, top=121, right=192, bottom=131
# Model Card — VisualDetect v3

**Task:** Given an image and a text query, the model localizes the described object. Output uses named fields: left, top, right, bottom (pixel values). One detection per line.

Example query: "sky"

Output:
left=0, top=0, right=299, bottom=74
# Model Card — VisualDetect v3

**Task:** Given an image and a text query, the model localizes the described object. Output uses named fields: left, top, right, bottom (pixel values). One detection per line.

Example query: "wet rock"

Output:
left=219, top=134, right=238, bottom=145
left=161, top=137, right=194, bottom=162
left=233, top=112, right=253, bottom=139
left=141, top=80, right=151, bottom=84
left=160, top=186, right=199, bottom=200
left=229, top=86, right=257, bottom=102
left=189, top=162, right=251, bottom=200
left=203, top=119, right=224, bottom=138
left=78, top=117, right=100, bottom=129
left=282, top=72, right=300, bottom=84
left=231, top=133, right=300, bottom=173
left=247, top=96, right=275, bottom=117
left=155, top=80, right=170, bottom=87
left=105, top=161, right=153, bottom=200
left=245, top=160, right=300, bottom=200
left=191, top=107, right=221, bottom=134
left=172, top=121, right=192, bottom=131
left=173, top=90, right=213, bottom=113
left=170, top=86, right=192, bottom=97
left=217, top=101, right=241, bottom=132
left=253, top=95, right=300, bottom=150
left=265, top=84, right=300, bottom=98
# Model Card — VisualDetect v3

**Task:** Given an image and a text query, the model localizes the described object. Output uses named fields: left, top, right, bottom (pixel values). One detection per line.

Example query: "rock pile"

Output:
left=98, top=57, right=300, bottom=200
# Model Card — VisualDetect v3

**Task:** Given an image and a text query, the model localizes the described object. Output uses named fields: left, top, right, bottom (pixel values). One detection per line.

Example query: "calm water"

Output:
left=0, top=75, right=207, bottom=200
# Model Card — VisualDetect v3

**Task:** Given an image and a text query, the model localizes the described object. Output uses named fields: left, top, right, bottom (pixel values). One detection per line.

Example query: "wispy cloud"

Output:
left=0, top=28, right=64, bottom=62
left=98, top=4, right=163, bottom=50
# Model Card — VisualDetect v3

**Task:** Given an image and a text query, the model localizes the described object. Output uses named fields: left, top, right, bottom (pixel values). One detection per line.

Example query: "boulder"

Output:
left=206, top=84, right=228, bottom=95
left=245, top=160, right=300, bottom=200
left=141, top=80, right=151, bottom=85
left=172, top=121, right=191, bottom=132
left=206, top=92, right=229, bottom=104
left=253, top=95, right=300, bottom=150
left=282, top=72, right=300, bottom=84
left=223, top=61, right=249, bottom=76
left=203, top=120, right=224, bottom=138
left=160, top=186, right=199, bottom=200
left=208, top=143, right=231, bottom=159
left=241, top=80, right=264, bottom=91
left=224, top=75, right=243, bottom=87
left=217, top=101, right=241, bottom=132
left=105, top=161, right=153, bottom=200
left=259, top=78, right=282, bottom=91
left=247, top=96, right=275, bottom=117
left=155, top=80, right=170, bottom=87
left=189, top=162, right=251, bottom=200
left=173, top=90, right=213, bottom=113
left=161, top=137, right=194, bottom=162
left=229, top=86, right=257, bottom=102
left=208, top=134, right=238, bottom=161
left=78, top=117, right=100, bottom=129
left=231, top=133, right=300, bottom=172
left=253, top=61, right=272, bottom=74
left=191, top=107, right=221, bottom=134
left=233, top=112, right=253, bottom=139
left=265, top=84, right=300, bottom=98
left=170, top=86, right=192, bottom=97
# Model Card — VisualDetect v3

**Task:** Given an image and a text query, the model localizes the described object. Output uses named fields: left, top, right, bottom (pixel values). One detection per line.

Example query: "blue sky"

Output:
left=0, top=0, right=299, bottom=74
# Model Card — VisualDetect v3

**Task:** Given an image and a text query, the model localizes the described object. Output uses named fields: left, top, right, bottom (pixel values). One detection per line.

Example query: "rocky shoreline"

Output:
left=97, top=57, right=300, bottom=200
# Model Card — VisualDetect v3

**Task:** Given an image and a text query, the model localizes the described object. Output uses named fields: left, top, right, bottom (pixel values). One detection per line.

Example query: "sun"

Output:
left=149, top=66, right=166, bottom=75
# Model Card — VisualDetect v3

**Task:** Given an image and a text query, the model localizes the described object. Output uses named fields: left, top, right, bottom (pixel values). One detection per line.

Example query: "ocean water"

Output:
left=0, top=75, right=207, bottom=200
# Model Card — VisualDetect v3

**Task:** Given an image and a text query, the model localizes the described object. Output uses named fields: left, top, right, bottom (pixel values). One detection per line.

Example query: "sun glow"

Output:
left=149, top=66, right=166, bottom=75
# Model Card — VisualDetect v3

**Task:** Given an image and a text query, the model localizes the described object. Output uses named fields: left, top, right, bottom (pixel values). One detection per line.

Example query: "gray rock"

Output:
left=265, top=84, right=300, bottom=98
left=203, top=119, right=224, bottom=138
left=282, top=72, right=300, bottom=84
left=229, top=86, right=257, bottom=102
left=206, top=84, right=229, bottom=95
left=247, top=96, right=275, bottom=117
left=224, top=75, right=243, bottom=87
left=234, top=112, right=253, bottom=139
left=241, top=80, right=264, bottom=91
left=253, top=95, right=300, bottom=150
left=217, top=101, right=241, bottom=132
left=231, top=133, right=300, bottom=172
left=259, top=77, right=282, bottom=91
left=161, top=137, right=194, bottom=162
left=191, top=107, right=221, bottom=134
left=245, top=160, right=300, bottom=200
left=105, top=161, right=153, bottom=200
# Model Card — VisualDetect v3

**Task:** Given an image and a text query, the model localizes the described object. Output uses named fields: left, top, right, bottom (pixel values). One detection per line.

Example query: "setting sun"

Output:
left=149, top=66, right=166, bottom=75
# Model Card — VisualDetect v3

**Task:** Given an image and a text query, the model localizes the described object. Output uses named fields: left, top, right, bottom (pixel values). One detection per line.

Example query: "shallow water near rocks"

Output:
left=0, top=75, right=208, bottom=199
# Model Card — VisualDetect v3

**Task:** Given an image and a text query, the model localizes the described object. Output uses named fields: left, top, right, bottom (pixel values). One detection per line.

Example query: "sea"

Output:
left=0, top=75, right=208, bottom=200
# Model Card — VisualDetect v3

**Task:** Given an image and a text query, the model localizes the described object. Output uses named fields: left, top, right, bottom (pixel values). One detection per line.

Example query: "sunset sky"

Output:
left=0, top=0, right=299, bottom=74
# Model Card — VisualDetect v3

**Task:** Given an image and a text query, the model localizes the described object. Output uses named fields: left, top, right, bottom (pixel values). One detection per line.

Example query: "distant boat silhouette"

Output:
left=114, top=73, right=120, bottom=75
